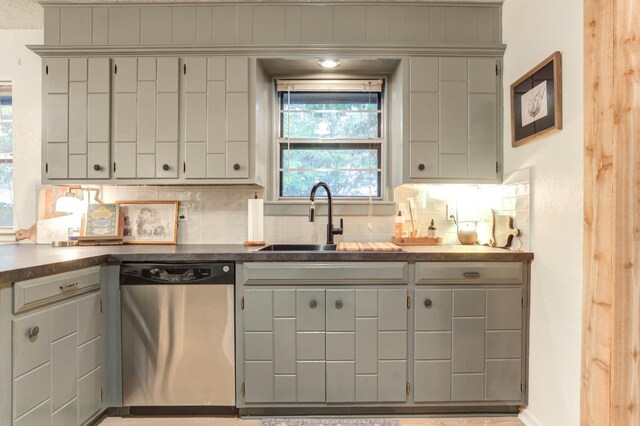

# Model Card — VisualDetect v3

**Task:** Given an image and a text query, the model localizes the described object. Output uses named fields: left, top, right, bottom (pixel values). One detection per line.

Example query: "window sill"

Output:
left=0, top=230, right=16, bottom=243
left=265, top=200, right=395, bottom=216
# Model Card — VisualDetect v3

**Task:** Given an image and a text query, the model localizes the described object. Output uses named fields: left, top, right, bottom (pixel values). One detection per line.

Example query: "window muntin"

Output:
left=277, top=80, right=384, bottom=199
left=0, top=85, right=12, bottom=228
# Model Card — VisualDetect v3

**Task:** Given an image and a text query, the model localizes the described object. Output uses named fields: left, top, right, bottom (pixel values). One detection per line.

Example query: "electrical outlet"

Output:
left=446, top=204, right=456, bottom=221
left=178, top=204, right=189, bottom=222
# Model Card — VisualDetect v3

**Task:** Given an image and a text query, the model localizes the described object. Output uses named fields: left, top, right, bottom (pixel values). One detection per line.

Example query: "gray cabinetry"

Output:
left=413, top=263, right=525, bottom=404
left=183, top=56, right=250, bottom=179
left=9, top=267, right=106, bottom=426
left=240, top=264, right=409, bottom=407
left=407, top=56, right=500, bottom=183
left=114, top=57, right=179, bottom=179
left=44, top=58, right=111, bottom=180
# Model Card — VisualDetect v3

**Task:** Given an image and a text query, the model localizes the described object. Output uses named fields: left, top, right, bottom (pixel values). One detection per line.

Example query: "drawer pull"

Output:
left=309, top=299, right=318, bottom=309
left=424, top=298, right=433, bottom=308
left=335, top=299, right=343, bottom=310
left=59, top=282, right=79, bottom=291
left=463, top=272, right=481, bottom=279
left=418, top=163, right=425, bottom=171
left=28, top=326, right=40, bottom=339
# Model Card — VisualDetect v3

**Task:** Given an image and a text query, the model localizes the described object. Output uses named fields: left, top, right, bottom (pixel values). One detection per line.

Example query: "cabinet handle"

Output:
left=162, top=164, right=170, bottom=171
left=418, top=163, right=425, bottom=171
left=59, top=282, right=78, bottom=292
left=424, top=298, right=433, bottom=308
left=309, top=299, right=318, bottom=309
left=233, top=163, right=240, bottom=171
left=463, top=272, right=481, bottom=279
left=93, top=164, right=101, bottom=171
left=28, top=326, right=40, bottom=339
left=335, top=299, right=343, bottom=310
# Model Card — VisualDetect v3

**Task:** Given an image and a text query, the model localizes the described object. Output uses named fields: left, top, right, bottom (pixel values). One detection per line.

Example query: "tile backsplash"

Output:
left=97, top=167, right=531, bottom=248
left=99, top=185, right=395, bottom=244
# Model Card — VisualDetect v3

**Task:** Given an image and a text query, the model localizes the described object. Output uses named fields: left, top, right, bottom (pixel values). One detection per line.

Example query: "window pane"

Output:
left=0, top=87, right=12, bottom=227
left=280, top=144, right=380, bottom=198
left=281, top=145, right=379, bottom=170
left=280, top=170, right=380, bottom=198
left=0, top=92, right=11, bottom=155
left=0, top=163, right=12, bottom=227
left=280, top=92, right=381, bottom=139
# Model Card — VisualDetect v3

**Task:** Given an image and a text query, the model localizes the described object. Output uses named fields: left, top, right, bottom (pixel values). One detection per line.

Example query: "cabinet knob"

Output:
left=335, top=299, right=343, bottom=310
left=424, top=298, right=433, bottom=308
left=28, top=326, right=40, bottom=339
left=93, top=164, right=101, bottom=171
left=418, top=163, right=425, bottom=171
left=463, top=272, right=481, bottom=279
left=233, top=163, right=240, bottom=171
left=309, top=299, right=318, bottom=309
left=162, top=164, right=170, bottom=171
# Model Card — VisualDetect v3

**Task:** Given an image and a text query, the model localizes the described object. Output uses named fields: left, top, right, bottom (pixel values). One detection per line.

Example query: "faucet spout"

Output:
left=309, top=182, right=343, bottom=245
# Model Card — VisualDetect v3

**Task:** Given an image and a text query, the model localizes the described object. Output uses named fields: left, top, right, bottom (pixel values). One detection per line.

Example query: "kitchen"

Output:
left=0, top=0, right=636, bottom=425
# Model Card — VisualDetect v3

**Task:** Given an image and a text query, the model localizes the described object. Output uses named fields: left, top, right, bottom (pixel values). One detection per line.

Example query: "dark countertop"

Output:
left=0, top=243, right=533, bottom=284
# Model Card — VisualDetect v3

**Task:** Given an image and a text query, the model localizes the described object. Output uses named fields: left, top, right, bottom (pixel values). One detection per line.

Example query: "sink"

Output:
left=258, top=244, right=337, bottom=252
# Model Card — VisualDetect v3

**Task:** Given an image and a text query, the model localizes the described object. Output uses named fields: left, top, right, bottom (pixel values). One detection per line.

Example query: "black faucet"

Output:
left=309, top=182, right=343, bottom=245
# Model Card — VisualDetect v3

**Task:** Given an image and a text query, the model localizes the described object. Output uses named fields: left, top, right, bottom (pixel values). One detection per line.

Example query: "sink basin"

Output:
left=258, top=244, right=337, bottom=252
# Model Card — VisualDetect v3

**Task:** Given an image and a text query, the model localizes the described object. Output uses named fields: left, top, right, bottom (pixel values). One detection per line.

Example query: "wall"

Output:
left=0, top=30, right=43, bottom=240
left=502, top=1, right=583, bottom=425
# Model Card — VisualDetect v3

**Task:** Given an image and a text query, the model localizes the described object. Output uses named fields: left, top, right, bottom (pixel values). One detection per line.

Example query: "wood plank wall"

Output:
left=583, top=0, right=640, bottom=425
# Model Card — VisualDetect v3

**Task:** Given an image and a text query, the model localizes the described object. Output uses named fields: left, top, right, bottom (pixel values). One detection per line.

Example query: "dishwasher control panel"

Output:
left=120, top=263, right=235, bottom=285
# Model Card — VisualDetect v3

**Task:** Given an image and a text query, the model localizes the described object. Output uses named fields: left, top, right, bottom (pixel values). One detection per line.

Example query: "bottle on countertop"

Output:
left=394, top=211, right=405, bottom=239
left=427, top=219, right=437, bottom=238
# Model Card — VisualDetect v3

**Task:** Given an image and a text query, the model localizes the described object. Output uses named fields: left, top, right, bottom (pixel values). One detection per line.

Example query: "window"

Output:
left=0, top=85, right=12, bottom=228
left=276, top=79, right=384, bottom=199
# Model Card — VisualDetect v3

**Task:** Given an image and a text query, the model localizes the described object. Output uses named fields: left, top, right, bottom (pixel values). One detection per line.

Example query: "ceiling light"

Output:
left=318, top=59, right=341, bottom=69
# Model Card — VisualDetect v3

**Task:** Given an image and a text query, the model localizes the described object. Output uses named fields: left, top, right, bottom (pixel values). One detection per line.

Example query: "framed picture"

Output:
left=511, top=51, right=563, bottom=147
left=116, top=200, right=179, bottom=245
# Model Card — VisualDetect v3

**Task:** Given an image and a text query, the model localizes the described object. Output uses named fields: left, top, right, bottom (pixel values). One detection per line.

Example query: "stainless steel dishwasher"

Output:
left=120, top=263, right=235, bottom=407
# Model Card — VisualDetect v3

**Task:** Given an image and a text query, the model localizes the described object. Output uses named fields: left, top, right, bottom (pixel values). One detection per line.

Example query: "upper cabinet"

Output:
left=45, top=58, right=111, bottom=180
left=405, top=56, right=501, bottom=183
left=113, top=57, right=179, bottom=179
left=183, top=57, right=249, bottom=179
left=36, top=2, right=504, bottom=186
left=42, top=55, right=252, bottom=185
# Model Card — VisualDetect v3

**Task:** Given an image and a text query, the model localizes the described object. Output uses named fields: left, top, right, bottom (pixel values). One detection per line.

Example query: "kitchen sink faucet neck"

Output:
left=309, top=181, right=343, bottom=245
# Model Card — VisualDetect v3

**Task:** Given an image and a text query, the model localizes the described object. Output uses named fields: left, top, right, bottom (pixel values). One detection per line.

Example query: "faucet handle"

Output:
left=333, top=218, right=344, bottom=235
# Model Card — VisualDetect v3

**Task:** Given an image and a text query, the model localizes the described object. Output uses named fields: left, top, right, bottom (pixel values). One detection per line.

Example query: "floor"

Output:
left=98, top=416, right=524, bottom=426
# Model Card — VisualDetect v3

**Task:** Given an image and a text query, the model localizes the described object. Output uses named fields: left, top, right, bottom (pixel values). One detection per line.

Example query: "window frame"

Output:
left=273, top=78, right=388, bottom=201
left=0, top=83, right=13, bottom=233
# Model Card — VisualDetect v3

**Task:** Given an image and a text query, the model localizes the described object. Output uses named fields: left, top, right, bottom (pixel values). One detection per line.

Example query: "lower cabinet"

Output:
left=239, top=261, right=529, bottom=413
left=10, top=268, right=106, bottom=425
left=413, top=287, right=524, bottom=403
left=242, top=288, right=409, bottom=404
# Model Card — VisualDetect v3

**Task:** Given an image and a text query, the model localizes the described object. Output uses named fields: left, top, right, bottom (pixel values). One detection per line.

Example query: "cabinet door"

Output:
left=406, top=57, right=499, bottom=183
left=45, top=58, right=111, bottom=181
left=183, top=56, right=249, bottom=179
left=114, top=57, right=179, bottom=179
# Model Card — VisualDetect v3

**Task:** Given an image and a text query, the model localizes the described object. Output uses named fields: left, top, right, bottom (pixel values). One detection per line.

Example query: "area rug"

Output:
left=262, top=419, right=398, bottom=426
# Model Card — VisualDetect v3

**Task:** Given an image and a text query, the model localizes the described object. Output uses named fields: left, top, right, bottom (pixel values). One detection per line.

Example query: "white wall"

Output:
left=0, top=30, right=44, bottom=235
left=502, top=1, right=583, bottom=425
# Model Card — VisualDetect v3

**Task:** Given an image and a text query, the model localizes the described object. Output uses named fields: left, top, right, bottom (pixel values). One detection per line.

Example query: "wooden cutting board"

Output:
left=493, top=214, right=521, bottom=248
left=338, top=242, right=404, bottom=252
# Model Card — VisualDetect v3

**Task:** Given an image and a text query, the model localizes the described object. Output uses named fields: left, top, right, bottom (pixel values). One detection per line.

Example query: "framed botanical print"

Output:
left=511, top=51, right=563, bottom=147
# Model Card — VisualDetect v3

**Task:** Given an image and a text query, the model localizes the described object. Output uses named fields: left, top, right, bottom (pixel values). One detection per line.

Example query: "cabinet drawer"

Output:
left=14, top=266, right=101, bottom=314
left=244, top=262, right=408, bottom=285
left=415, top=262, right=523, bottom=285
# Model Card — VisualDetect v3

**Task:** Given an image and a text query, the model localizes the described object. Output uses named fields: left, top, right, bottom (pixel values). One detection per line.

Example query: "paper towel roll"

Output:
left=248, top=198, right=264, bottom=242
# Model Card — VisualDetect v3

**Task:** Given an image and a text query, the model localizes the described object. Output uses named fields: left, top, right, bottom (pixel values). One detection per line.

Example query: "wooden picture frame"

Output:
left=511, top=51, right=563, bottom=147
left=116, top=200, right=179, bottom=245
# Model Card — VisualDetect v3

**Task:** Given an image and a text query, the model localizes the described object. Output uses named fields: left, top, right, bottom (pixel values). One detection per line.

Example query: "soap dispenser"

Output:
left=394, top=211, right=405, bottom=239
